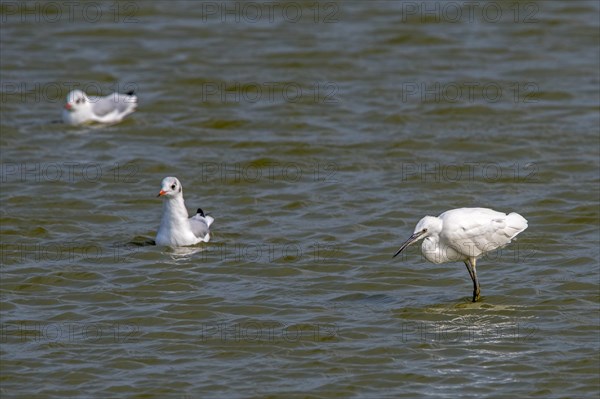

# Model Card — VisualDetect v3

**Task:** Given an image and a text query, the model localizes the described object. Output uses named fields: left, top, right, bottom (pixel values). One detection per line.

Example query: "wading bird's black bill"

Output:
left=392, top=232, right=421, bottom=258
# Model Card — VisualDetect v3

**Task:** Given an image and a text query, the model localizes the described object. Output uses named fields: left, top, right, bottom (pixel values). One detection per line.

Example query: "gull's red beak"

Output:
left=64, top=103, right=72, bottom=110
left=157, top=190, right=167, bottom=197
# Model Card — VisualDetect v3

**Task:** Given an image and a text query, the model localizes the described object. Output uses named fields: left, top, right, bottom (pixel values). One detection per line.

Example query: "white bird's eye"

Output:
left=423, top=228, right=428, bottom=233
left=171, top=184, right=176, bottom=190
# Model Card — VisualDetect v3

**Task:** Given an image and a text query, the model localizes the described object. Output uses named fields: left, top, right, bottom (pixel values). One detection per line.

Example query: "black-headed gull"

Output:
left=393, top=207, right=528, bottom=302
left=155, top=177, right=214, bottom=247
left=62, top=89, right=137, bottom=126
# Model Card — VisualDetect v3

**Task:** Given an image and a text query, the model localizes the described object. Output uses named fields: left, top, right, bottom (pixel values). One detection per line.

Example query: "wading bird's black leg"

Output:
left=464, top=258, right=481, bottom=302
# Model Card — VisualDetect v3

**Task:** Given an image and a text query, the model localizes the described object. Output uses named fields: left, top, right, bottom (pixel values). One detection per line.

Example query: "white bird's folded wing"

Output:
left=439, top=208, right=525, bottom=258
left=189, top=214, right=213, bottom=243
left=90, top=93, right=137, bottom=118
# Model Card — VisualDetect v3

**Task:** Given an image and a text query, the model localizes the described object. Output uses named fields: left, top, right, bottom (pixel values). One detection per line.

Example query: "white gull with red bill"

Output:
left=155, top=177, right=214, bottom=247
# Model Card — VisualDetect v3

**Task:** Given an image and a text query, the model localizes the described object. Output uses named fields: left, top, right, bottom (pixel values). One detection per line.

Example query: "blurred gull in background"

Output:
left=62, top=89, right=137, bottom=126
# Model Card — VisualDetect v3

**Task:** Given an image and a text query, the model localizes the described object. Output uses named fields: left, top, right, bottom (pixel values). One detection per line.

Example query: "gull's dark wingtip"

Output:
left=126, top=90, right=135, bottom=96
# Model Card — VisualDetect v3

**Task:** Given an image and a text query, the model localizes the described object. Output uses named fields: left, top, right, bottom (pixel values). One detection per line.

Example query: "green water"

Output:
left=1, top=1, right=599, bottom=398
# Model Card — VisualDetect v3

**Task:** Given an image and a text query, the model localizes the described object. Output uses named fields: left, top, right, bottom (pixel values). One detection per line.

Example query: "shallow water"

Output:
left=1, top=1, right=599, bottom=398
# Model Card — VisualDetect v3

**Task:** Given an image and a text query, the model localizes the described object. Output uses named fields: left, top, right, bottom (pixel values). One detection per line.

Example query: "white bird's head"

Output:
left=157, top=176, right=183, bottom=199
left=63, top=90, right=90, bottom=113
left=393, top=215, right=442, bottom=258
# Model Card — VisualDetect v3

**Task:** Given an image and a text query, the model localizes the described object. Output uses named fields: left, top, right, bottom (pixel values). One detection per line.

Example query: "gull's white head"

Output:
left=393, top=215, right=442, bottom=258
left=64, top=90, right=89, bottom=113
left=157, top=176, right=183, bottom=199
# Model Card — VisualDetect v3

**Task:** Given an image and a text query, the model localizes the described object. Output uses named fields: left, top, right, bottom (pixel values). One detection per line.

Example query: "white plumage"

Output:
left=155, top=177, right=214, bottom=247
left=62, top=89, right=137, bottom=126
left=393, top=207, right=528, bottom=302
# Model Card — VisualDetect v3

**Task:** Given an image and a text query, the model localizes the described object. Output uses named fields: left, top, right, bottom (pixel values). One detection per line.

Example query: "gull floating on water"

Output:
left=155, top=177, right=214, bottom=247
left=62, top=89, right=137, bottom=126
left=393, top=207, right=528, bottom=302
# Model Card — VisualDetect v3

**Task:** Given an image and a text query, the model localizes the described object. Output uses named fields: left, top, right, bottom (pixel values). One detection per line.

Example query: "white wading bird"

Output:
left=155, top=177, right=214, bottom=247
left=393, top=207, right=528, bottom=302
left=62, top=89, right=137, bottom=125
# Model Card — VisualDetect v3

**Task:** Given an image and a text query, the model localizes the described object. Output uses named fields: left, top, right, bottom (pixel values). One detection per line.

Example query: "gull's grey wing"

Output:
left=189, top=213, right=214, bottom=242
left=90, top=93, right=137, bottom=117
